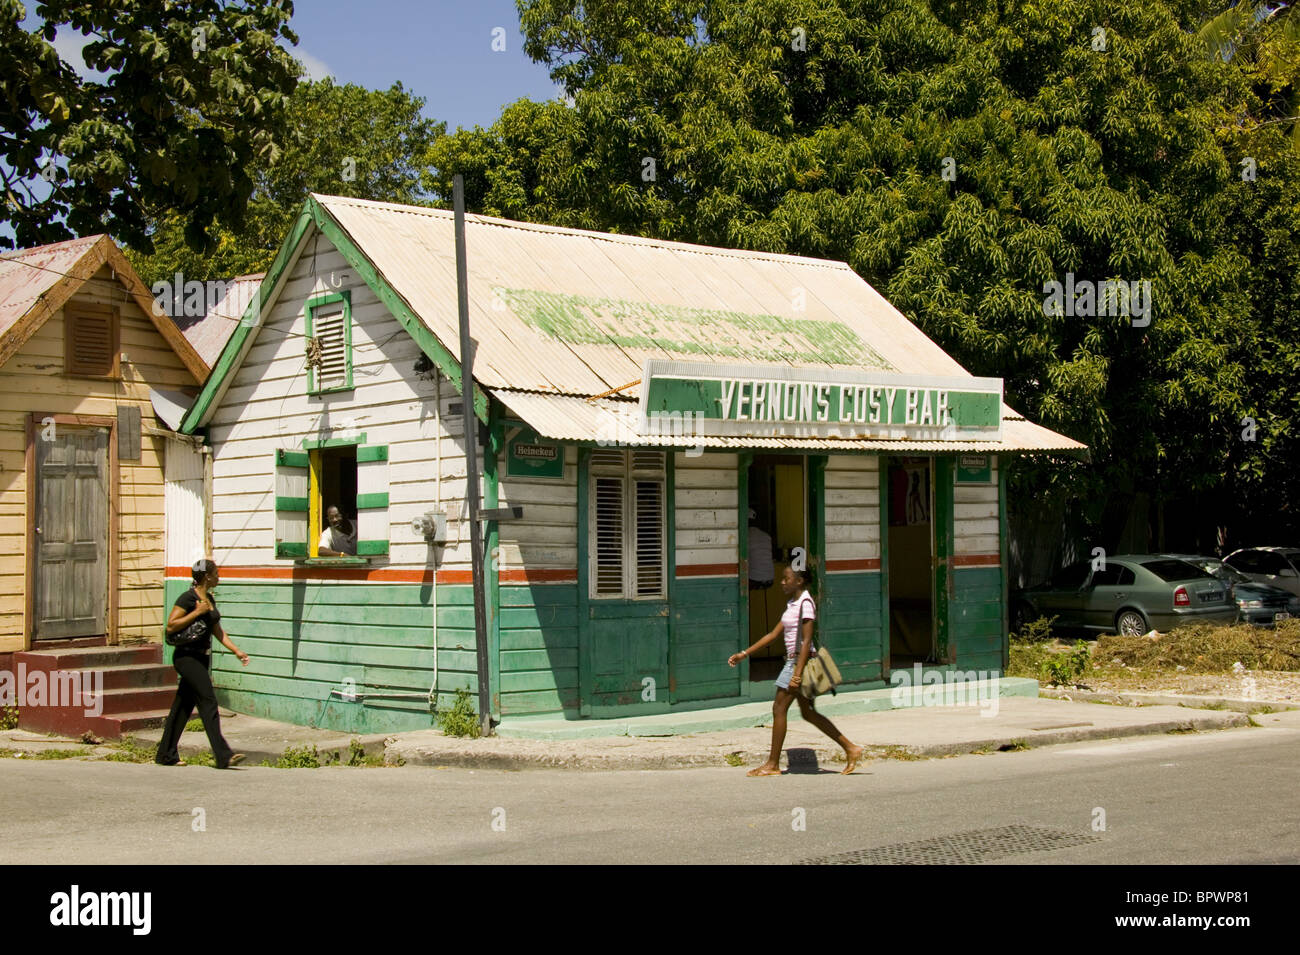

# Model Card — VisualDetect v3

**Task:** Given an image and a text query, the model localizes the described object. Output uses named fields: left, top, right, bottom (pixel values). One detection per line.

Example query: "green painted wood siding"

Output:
left=193, top=580, right=482, bottom=734
left=820, top=571, right=886, bottom=685
left=498, top=583, right=580, bottom=715
left=949, top=566, right=1005, bottom=673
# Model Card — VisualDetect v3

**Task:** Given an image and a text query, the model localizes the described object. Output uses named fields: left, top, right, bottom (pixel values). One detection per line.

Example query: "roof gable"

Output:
left=0, top=234, right=208, bottom=381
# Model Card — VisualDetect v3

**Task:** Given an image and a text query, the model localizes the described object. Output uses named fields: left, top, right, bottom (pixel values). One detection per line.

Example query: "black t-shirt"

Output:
left=172, top=587, right=221, bottom=656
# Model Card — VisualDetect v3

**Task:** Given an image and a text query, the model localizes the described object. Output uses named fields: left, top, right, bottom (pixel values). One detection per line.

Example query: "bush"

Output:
left=436, top=688, right=481, bottom=738
left=1039, top=639, right=1092, bottom=687
left=1006, top=615, right=1058, bottom=679
left=0, top=706, right=18, bottom=730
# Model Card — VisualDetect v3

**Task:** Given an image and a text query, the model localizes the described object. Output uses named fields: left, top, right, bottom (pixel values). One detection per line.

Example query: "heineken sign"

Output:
left=639, top=360, right=1002, bottom=441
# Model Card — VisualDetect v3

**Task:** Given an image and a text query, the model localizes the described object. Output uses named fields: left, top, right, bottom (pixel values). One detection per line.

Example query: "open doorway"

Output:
left=746, top=455, right=806, bottom=682
left=887, top=456, right=936, bottom=666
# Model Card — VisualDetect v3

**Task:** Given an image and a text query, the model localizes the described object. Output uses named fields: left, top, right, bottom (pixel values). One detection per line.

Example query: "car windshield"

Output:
left=1141, top=559, right=1214, bottom=583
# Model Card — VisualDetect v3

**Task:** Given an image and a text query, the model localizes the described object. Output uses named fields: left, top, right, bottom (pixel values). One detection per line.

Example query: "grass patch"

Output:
left=724, top=752, right=745, bottom=767
left=436, top=688, right=482, bottom=738
left=264, top=744, right=320, bottom=769
left=878, top=745, right=926, bottom=761
left=185, top=718, right=204, bottom=733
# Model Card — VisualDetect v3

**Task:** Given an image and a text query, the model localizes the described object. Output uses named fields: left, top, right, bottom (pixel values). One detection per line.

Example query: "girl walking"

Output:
left=728, top=565, right=864, bottom=776
left=155, top=559, right=250, bottom=769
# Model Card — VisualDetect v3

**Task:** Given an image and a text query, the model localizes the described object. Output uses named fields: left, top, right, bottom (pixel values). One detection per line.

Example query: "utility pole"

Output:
left=453, top=174, right=492, bottom=737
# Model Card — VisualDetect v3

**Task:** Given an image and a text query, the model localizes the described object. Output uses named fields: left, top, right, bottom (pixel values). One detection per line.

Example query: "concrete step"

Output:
left=97, top=686, right=178, bottom=715
left=94, top=664, right=175, bottom=691
left=15, top=644, right=162, bottom=671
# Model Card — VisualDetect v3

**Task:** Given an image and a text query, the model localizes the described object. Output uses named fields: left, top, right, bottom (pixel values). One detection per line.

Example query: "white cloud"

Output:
left=294, top=48, right=332, bottom=81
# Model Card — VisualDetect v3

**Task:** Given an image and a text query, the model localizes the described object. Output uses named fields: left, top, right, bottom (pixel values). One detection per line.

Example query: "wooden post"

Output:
left=453, top=175, right=492, bottom=737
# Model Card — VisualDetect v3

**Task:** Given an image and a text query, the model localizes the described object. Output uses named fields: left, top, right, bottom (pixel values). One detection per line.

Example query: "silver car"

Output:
left=1223, top=547, right=1300, bottom=599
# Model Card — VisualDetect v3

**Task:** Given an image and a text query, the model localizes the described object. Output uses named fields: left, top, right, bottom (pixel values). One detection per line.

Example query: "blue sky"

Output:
left=287, top=0, right=561, bottom=131
left=32, top=0, right=560, bottom=132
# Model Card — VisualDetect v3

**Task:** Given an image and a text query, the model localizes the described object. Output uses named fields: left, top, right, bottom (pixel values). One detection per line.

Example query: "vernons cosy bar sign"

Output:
left=639, top=360, right=1003, bottom=441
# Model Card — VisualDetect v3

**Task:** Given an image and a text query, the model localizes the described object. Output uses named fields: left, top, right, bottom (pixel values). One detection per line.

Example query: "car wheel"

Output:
left=1115, top=609, right=1149, bottom=637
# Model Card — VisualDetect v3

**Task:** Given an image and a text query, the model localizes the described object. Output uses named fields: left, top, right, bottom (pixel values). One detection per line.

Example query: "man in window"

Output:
left=318, top=505, right=357, bottom=557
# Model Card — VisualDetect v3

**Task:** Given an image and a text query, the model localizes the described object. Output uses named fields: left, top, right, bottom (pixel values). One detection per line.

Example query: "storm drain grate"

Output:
left=797, top=825, right=1102, bottom=865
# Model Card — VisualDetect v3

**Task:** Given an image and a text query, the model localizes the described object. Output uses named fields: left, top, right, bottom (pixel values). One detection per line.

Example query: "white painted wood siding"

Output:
left=208, top=235, right=478, bottom=570
left=674, top=451, right=737, bottom=571
left=824, top=455, right=880, bottom=562
left=954, top=457, right=1000, bottom=556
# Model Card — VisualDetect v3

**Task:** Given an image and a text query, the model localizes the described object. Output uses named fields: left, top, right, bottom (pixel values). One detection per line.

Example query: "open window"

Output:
left=273, top=441, right=388, bottom=560
left=589, top=449, right=665, bottom=599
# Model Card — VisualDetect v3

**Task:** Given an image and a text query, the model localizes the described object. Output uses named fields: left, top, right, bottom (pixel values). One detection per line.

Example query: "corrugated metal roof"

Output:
left=170, top=273, right=262, bottom=367
left=0, top=235, right=103, bottom=338
left=492, top=388, right=1088, bottom=454
left=314, top=194, right=974, bottom=397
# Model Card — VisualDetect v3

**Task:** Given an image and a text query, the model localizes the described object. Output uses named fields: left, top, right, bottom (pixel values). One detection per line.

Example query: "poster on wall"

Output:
left=889, top=460, right=931, bottom=526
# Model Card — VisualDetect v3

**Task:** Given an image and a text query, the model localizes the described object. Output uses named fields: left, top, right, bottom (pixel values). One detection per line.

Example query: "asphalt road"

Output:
left=2, top=722, right=1298, bottom=864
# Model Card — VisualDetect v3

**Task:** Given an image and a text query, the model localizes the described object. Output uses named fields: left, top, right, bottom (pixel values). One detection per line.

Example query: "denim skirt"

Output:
left=775, top=657, right=796, bottom=689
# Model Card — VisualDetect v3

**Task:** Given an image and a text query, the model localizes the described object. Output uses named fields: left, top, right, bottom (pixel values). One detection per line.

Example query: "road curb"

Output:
left=1039, top=687, right=1298, bottom=712
left=384, top=710, right=1251, bottom=771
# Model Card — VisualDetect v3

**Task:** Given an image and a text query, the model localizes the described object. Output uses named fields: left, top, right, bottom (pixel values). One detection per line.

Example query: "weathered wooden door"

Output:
left=35, top=427, right=109, bottom=639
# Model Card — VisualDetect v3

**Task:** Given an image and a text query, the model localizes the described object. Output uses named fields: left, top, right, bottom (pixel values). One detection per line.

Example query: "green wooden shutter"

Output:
left=274, top=450, right=309, bottom=559
left=356, top=444, right=389, bottom=555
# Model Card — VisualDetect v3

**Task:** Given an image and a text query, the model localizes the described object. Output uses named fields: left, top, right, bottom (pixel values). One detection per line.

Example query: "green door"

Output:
left=580, top=449, right=671, bottom=712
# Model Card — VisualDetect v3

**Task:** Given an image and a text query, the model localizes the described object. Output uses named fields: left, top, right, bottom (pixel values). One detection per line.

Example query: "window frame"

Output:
left=588, top=449, right=667, bottom=600
left=304, top=290, right=353, bottom=395
left=273, top=436, right=389, bottom=562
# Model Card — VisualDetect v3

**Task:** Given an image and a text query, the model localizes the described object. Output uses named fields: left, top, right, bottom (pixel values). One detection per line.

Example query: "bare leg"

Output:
left=796, top=696, right=864, bottom=774
left=748, top=688, right=797, bottom=776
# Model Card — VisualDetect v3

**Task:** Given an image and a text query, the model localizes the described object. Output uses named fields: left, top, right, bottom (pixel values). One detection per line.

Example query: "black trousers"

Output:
left=155, top=653, right=233, bottom=767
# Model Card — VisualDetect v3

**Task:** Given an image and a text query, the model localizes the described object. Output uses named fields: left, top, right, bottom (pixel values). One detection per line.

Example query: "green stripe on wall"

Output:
left=355, top=492, right=389, bottom=509
left=356, top=539, right=389, bottom=555
left=275, top=496, right=309, bottom=512
left=275, top=542, right=308, bottom=558
left=357, top=445, right=388, bottom=462
left=276, top=450, right=309, bottom=468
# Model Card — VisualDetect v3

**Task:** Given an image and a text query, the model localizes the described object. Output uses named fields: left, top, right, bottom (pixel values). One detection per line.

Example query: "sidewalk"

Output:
left=5, top=681, right=1295, bottom=770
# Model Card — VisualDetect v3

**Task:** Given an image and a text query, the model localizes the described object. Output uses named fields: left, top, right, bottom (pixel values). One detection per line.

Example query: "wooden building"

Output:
left=0, top=236, right=213, bottom=735
left=176, top=194, right=1084, bottom=733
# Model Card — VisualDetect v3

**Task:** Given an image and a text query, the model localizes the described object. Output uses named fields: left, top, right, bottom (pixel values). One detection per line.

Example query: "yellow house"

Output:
left=0, top=235, right=208, bottom=676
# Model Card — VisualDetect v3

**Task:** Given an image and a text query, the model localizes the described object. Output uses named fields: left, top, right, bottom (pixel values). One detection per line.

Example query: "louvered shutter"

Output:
left=307, top=292, right=351, bottom=392
left=631, top=452, right=666, bottom=597
left=65, top=307, right=118, bottom=377
left=591, top=450, right=625, bottom=597
left=355, top=444, right=389, bottom=555
left=274, top=450, right=309, bottom=559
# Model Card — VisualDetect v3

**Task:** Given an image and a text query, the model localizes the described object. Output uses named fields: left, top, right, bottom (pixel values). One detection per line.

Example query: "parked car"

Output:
left=1158, top=553, right=1299, bottom=626
left=1223, top=547, right=1300, bottom=599
left=1011, top=555, right=1239, bottom=637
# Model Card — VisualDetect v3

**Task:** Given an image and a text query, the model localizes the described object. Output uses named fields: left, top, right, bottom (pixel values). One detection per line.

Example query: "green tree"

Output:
left=0, top=0, right=300, bottom=251
left=429, top=0, right=1299, bottom=549
left=129, top=78, right=445, bottom=284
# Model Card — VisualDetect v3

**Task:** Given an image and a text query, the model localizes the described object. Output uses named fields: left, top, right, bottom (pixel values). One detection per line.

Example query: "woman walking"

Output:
left=728, top=565, right=864, bottom=776
left=155, top=559, right=250, bottom=769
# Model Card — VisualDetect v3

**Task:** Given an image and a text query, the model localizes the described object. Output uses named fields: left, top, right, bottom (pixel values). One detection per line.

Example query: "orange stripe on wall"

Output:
left=675, top=563, right=738, bottom=578
left=166, top=566, right=578, bottom=584
left=825, top=558, right=881, bottom=572
left=952, top=554, right=1001, bottom=567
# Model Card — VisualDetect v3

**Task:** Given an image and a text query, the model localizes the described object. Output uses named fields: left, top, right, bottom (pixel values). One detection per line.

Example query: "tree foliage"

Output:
left=129, top=77, right=445, bottom=284
left=0, top=0, right=300, bottom=251
left=427, top=0, right=1300, bottom=549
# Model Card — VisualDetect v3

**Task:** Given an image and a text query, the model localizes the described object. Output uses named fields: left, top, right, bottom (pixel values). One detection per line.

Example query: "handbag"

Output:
left=166, top=593, right=218, bottom=648
left=799, top=646, right=843, bottom=699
